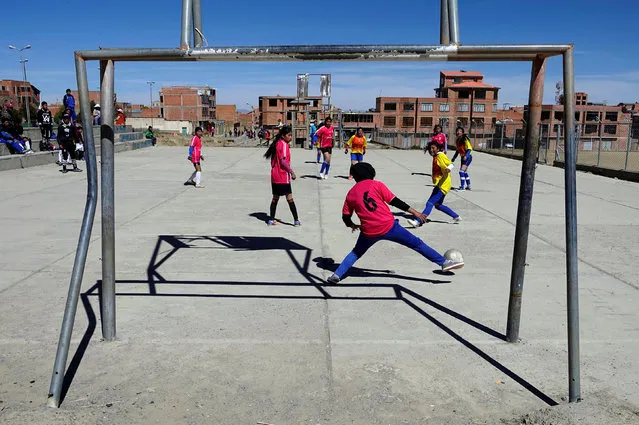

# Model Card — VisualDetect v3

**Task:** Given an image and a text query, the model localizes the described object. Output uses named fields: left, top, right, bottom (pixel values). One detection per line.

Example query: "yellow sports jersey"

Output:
left=456, top=136, right=473, bottom=157
left=432, top=152, right=454, bottom=194
left=346, top=135, right=367, bottom=154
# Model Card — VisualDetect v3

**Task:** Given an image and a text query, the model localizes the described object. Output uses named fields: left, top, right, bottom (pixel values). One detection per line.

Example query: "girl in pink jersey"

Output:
left=184, top=127, right=204, bottom=188
left=264, top=126, right=301, bottom=226
left=426, top=124, right=448, bottom=154
left=326, top=162, right=463, bottom=284
left=315, top=117, right=334, bottom=179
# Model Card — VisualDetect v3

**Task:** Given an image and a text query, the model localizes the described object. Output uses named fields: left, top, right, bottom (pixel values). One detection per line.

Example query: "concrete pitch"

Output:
left=0, top=147, right=638, bottom=424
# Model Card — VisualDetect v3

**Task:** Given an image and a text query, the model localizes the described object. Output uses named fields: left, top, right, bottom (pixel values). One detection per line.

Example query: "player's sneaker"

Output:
left=465, top=186, right=472, bottom=191
left=406, top=218, right=422, bottom=228
left=453, top=216, right=462, bottom=223
left=323, top=174, right=328, bottom=180
left=267, top=220, right=279, bottom=226
left=326, top=274, right=340, bottom=284
left=319, top=172, right=324, bottom=179
left=441, top=259, right=464, bottom=272
left=72, top=168, right=83, bottom=172
left=195, top=184, right=205, bottom=188
left=294, top=220, right=302, bottom=227
left=457, top=186, right=464, bottom=191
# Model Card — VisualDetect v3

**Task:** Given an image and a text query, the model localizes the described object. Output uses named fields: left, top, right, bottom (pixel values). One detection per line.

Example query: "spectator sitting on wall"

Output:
left=63, top=89, right=77, bottom=122
left=145, top=126, right=157, bottom=146
left=3, top=118, right=34, bottom=153
left=0, top=119, right=29, bottom=154
left=115, top=108, right=126, bottom=125
left=93, top=103, right=101, bottom=125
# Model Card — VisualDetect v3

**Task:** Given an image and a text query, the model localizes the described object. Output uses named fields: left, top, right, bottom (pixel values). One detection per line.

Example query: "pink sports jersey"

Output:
left=316, top=125, right=334, bottom=148
left=342, top=180, right=396, bottom=237
left=431, top=133, right=447, bottom=149
left=271, top=140, right=291, bottom=184
left=190, top=135, right=202, bottom=163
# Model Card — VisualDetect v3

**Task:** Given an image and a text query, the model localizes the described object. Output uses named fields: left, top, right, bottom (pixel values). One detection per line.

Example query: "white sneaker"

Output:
left=323, top=174, right=328, bottom=180
left=195, top=184, right=205, bottom=188
left=319, top=172, right=324, bottom=179
left=406, top=218, right=422, bottom=228
left=442, top=259, right=464, bottom=272
left=453, top=216, right=462, bottom=223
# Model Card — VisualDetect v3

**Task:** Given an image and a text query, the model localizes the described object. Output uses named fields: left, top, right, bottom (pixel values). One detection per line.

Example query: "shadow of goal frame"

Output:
left=47, top=0, right=582, bottom=408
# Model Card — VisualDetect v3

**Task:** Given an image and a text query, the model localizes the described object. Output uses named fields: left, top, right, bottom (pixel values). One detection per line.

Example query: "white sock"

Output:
left=195, top=171, right=201, bottom=185
left=25, top=141, right=31, bottom=150
left=58, top=150, right=63, bottom=162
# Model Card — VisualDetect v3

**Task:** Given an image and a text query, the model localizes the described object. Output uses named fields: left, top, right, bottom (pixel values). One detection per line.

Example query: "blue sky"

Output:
left=1, top=0, right=637, bottom=111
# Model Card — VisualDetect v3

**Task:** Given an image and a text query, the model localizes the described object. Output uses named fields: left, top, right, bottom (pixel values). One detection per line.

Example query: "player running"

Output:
left=263, top=125, right=301, bottom=226
left=407, top=140, right=461, bottom=227
left=326, top=162, right=464, bottom=284
left=344, top=127, right=367, bottom=180
left=451, top=126, right=473, bottom=190
left=315, top=117, right=335, bottom=179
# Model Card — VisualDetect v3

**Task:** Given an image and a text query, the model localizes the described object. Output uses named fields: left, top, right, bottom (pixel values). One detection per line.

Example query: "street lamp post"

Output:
left=146, top=81, right=155, bottom=127
left=8, top=44, right=32, bottom=125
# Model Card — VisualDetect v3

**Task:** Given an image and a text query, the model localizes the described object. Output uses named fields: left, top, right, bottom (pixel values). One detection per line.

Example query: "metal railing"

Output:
left=373, top=121, right=639, bottom=173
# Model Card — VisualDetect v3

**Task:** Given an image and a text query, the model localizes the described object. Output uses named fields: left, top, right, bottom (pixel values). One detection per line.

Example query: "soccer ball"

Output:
left=444, top=249, right=464, bottom=263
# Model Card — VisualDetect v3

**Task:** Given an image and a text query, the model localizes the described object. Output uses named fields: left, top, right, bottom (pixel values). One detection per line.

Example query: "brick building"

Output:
left=159, top=86, right=216, bottom=125
left=258, top=95, right=323, bottom=129
left=216, top=104, right=238, bottom=131
left=1, top=79, right=41, bottom=112
left=536, top=92, right=634, bottom=151
left=340, top=111, right=381, bottom=136
left=376, top=70, right=500, bottom=141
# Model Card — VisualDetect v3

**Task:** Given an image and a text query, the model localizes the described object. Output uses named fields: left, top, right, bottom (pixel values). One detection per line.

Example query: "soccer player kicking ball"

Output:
left=326, top=163, right=464, bottom=284
left=407, top=140, right=461, bottom=228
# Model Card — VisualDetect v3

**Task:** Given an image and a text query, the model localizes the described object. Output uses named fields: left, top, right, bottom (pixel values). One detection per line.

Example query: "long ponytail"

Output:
left=264, top=125, right=292, bottom=159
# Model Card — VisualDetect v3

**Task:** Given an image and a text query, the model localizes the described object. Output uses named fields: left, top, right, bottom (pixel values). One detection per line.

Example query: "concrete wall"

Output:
left=126, top=117, right=194, bottom=134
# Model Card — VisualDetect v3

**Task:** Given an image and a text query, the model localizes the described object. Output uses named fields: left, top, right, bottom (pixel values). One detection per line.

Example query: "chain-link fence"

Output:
left=372, top=121, right=639, bottom=173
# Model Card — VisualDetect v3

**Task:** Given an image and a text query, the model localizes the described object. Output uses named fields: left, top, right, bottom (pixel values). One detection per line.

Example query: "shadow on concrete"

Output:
left=410, top=172, right=432, bottom=177
left=248, top=212, right=295, bottom=226
left=65, top=234, right=558, bottom=407
left=300, top=174, right=321, bottom=180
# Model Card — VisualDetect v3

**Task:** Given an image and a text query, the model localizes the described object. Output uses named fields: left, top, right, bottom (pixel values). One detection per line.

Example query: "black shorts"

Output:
left=320, top=147, right=333, bottom=154
left=272, top=183, right=292, bottom=196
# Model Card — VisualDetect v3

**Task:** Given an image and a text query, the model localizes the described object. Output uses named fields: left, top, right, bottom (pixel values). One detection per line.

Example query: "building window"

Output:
left=420, top=103, right=433, bottom=112
left=458, top=90, right=470, bottom=99
left=420, top=117, right=433, bottom=127
left=605, top=111, right=618, bottom=122
left=475, top=90, right=486, bottom=100
left=473, top=104, right=485, bottom=113
left=586, top=111, right=600, bottom=121
left=494, top=91, right=499, bottom=101
left=604, top=124, right=617, bottom=135
left=458, top=103, right=469, bottom=112
left=439, top=117, right=450, bottom=128
left=541, top=111, right=551, bottom=120
left=269, top=99, right=278, bottom=107
left=383, top=116, right=396, bottom=127
left=286, top=112, right=292, bottom=121
left=403, top=102, right=415, bottom=111
left=286, top=100, right=293, bottom=107
left=439, top=103, right=450, bottom=112
left=493, top=103, right=498, bottom=111
left=553, top=124, right=561, bottom=134
left=453, top=77, right=462, bottom=83
left=402, top=116, right=415, bottom=127
left=457, top=117, right=469, bottom=127
left=584, top=124, right=598, bottom=134
left=554, top=111, right=564, bottom=120
left=473, top=118, right=485, bottom=127
left=384, top=102, right=397, bottom=111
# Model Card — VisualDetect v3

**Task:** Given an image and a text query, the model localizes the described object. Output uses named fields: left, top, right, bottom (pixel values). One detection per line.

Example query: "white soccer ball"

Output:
left=444, top=249, right=464, bottom=263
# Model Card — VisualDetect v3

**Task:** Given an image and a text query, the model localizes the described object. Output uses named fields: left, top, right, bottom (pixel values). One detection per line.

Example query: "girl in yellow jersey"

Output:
left=407, top=140, right=461, bottom=227
left=344, top=127, right=368, bottom=179
left=451, top=126, right=473, bottom=190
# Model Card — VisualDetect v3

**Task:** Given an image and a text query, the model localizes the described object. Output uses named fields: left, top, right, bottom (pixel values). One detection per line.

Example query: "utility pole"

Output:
left=8, top=44, right=32, bottom=125
left=146, top=81, right=155, bottom=127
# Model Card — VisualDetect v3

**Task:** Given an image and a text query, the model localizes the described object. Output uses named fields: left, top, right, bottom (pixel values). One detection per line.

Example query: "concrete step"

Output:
left=0, top=138, right=153, bottom=172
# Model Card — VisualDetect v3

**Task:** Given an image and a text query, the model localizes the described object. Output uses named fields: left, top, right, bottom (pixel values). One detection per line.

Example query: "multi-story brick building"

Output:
left=216, top=104, right=237, bottom=131
left=375, top=70, right=500, bottom=142
left=537, top=92, right=633, bottom=151
left=159, top=86, right=216, bottom=125
left=1, top=79, right=41, bottom=113
left=257, top=95, right=323, bottom=129
left=340, top=111, right=381, bottom=138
